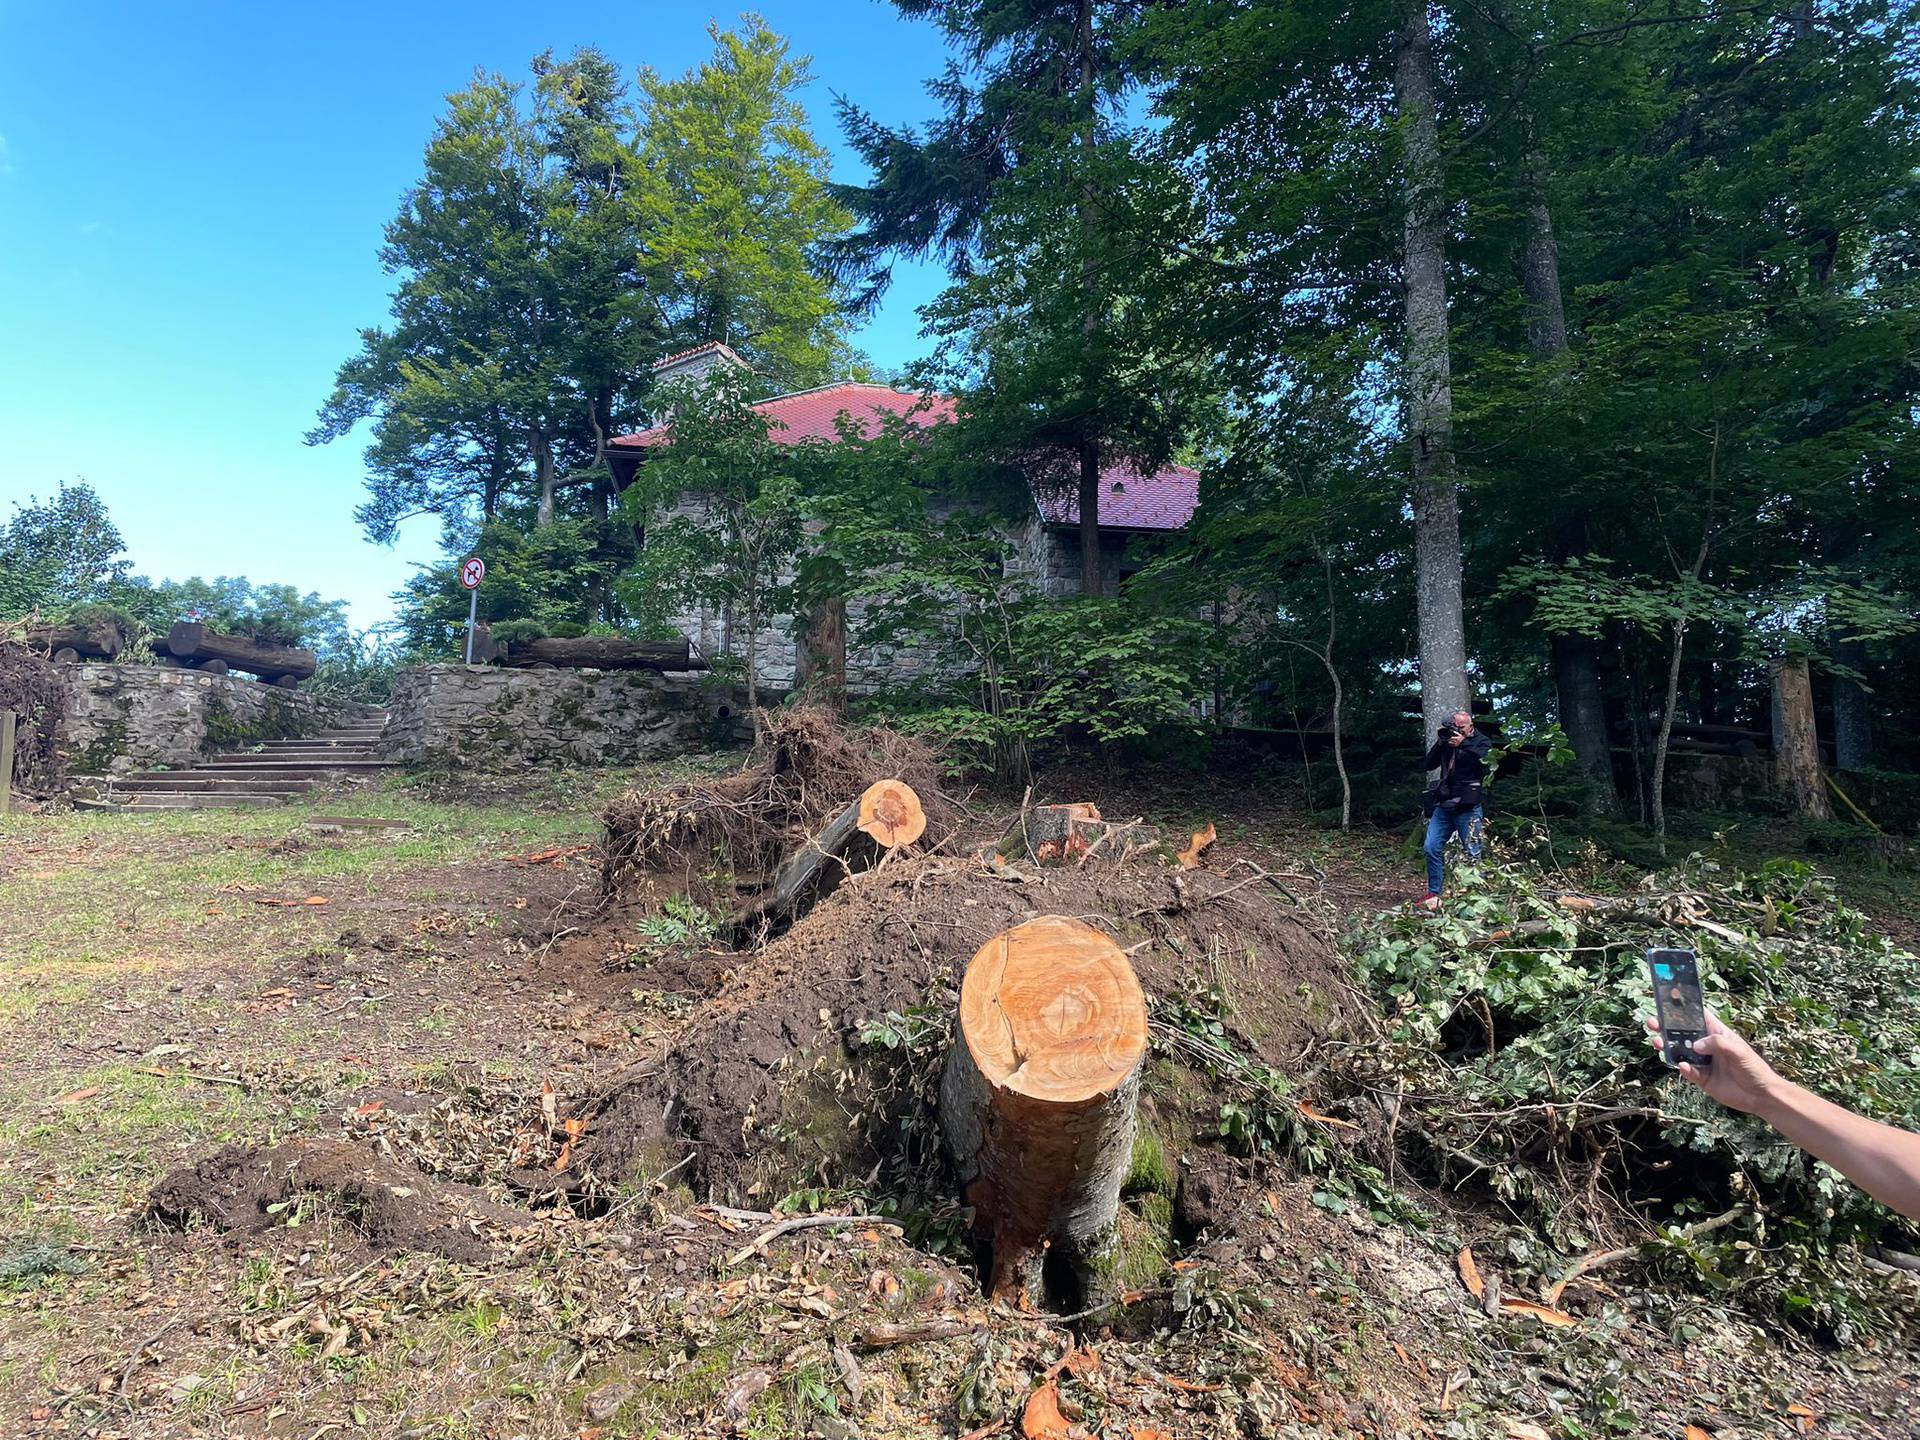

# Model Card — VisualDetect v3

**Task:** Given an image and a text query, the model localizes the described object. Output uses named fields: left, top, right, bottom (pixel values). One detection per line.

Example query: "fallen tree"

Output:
left=167, top=621, right=317, bottom=685
left=727, top=778, right=930, bottom=941
left=942, top=915, right=1148, bottom=1305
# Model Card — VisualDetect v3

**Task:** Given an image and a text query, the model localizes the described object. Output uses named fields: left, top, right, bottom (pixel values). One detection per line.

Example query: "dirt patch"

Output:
left=570, top=850, right=1347, bottom=1207
left=145, top=1139, right=538, bottom=1263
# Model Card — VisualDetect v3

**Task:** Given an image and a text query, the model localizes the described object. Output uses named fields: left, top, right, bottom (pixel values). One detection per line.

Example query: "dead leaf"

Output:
left=1501, top=1422, right=1550, bottom=1440
left=1064, top=1348, right=1099, bottom=1378
left=540, top=1078, right=558, bottom=1130
left=303, top=896, right=329, bottom=906
left=1021, top=1381, right=1072, bottom=1439
left=1786, top=1403, right=1816, bottom=1434
left=1457, top=1246, right=1486, bottom=1300
left=54, top=1085, right=102, bottom=1105
left=1176, top=822, right=1217, bottom=869
left=1683, top=1427, right=1713, bottom=1440
left=352, top=1100, right=386, bottom=1117
left=1131, top=1430, right=1173, bottom=1440
left=1500, top=1299, right=1578, bottom=1328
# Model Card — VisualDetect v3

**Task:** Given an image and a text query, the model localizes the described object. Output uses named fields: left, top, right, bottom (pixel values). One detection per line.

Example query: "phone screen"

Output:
left=1648, top=950, right=1706, bottom=1029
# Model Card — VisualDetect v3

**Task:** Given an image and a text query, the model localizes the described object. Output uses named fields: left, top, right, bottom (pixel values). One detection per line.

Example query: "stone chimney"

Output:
left=651, top=340, right=750, bottom=388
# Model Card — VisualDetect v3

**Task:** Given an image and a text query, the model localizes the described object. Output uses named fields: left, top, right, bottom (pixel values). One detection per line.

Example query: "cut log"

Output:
left=23, top=620, right=124, bottom=660
left=196, top=658, right=230, bottom=676
left=499, top=636, right=704, bottom=671
left=941, top=915, right=1148, bottom=1304
left=51, top=647, right=81, bottom=665
left=469, top=622, right=502, bottom=665
left=728, top=780, right=927, bottom=940
left=167, top=622, right=317, bottom=683
left=857, top=779, right=926, bottom=849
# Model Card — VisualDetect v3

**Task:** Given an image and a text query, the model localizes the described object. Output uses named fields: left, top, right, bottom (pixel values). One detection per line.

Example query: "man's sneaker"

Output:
left=1419, top=894, right=1442, bottom=913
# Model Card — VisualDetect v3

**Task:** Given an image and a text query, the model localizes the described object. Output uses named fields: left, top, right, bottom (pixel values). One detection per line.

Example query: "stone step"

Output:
left=201, top=754, right=392, bottom=768
left=179, top=761, right=399, bottom=779
left=247, top=744, right=382, bottom=756
left=109, top=776, right=318, bottom=795
left=75, top=792, right=288, bottom=811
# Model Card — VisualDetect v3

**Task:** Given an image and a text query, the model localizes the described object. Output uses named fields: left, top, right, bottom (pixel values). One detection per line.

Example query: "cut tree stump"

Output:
left=167, top=622, right=317, bottom=684
left=997, top=803, right=1159, bottom=865
left=941, top=915, right=1149, bottom=1305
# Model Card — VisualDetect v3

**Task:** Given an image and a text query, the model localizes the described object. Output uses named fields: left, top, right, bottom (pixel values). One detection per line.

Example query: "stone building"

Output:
left=605, top=342, right=1200, bottom=691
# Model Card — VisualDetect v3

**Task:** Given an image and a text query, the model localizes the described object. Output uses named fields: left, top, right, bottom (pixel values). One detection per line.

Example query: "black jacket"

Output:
left=1423, top=730, right=1493, bottom=813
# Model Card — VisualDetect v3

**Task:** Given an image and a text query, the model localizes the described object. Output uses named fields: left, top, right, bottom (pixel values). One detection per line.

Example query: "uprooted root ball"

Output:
left=600, top=706, right=958, bottom=907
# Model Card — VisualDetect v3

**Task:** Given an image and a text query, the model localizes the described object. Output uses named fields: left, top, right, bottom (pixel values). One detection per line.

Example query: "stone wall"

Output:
left=382, top=665, right=736, bottom=768
left=62, top=664, right=367, bottom=774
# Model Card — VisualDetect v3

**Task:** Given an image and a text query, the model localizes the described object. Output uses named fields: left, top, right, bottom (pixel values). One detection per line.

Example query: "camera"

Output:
left=1437, top=723, right=1458, bottom=739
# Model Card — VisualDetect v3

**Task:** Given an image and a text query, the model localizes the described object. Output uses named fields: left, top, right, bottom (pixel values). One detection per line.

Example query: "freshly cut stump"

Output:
left=857, top=778, right=927, bottom=849
left=941, top=915, right=1149, bottom=1304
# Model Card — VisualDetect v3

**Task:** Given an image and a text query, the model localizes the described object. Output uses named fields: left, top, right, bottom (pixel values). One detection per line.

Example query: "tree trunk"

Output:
left=534, top=427, right=557, bottom=528
left=1831, top=635, right=1873, bottom=770
left=795, top=596, right=848, bottom=717
left=1772, top=655, right=1833, bottom=820
left=728, top=780, right=926, bottom=941
left=1397, top=1, right=1468, bottom=741
left=1517, top=128, right=1569, bottom=359
left=500, top=636, right=698, bottom=671
left=1077, top=440, right=1104, bottom=598
left=166, top=622, right=317, bottom=683
left=941, top=915, right=1147, bottom=1306
left=1552, top=633, right=1618, bottom=814
left=1650, top=619, right=1689, bottom=853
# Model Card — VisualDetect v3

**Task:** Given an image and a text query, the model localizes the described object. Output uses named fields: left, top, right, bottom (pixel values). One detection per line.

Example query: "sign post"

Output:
left=0, top=710, right=15, bottom=816
left=459, top=556, right=486, bottom=663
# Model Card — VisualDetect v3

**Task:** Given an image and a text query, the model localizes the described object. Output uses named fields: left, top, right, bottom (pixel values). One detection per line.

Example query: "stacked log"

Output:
left=167, top=622, right=317, bottom=686
left=23, top=620, right=124, bottom=663
left=499, top=635, right=704, bottom=672
left=942, top=916, right=1148, bottom=1305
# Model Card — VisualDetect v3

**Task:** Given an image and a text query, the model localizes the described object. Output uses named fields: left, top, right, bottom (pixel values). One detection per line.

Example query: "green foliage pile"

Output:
left=1351, top=848, right=1920, bottom=1338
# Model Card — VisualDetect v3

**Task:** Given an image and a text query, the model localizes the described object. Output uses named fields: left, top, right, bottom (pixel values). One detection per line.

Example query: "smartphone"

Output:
left=1646, top=948, right=1712, bottom=1073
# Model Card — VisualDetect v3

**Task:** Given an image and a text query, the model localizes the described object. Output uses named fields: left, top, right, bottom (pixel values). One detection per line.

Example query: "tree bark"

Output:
left=941, top=916, right=1147, bottom=1306
left=500, top=636, right=700, bottom=671
left=1552, top=633, right=1618, bottom=813
left=1772, top=655, right=1833, bottom=820
left=1397, top=1, right=1468, bottom=741
left=1831, top=635, right=1873, bottom=770
left=795, top=596, right=848, bottom=717
left=1518, top=127, right=1569, bottom=359
left=728, top=781, right=925, bottom=940
left=166, top=623, right=317, bottom=683
left=534, top=427, right=557, bottom=528
left=1075, top=0, right=1105, bottom=601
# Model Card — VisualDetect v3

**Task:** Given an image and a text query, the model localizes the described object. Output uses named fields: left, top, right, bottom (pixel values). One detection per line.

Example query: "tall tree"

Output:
left=838, top=0, right=1201, bottom=597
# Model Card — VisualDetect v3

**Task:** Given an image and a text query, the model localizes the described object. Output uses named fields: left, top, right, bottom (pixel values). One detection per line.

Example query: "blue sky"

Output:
left=0, top=1, right=951, bottom=629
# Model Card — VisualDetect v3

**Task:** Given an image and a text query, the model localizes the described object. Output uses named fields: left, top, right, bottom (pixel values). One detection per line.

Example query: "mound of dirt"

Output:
left=571, top=852, right=1348, bottom=1206
left=145, top=1139, right=537, bottom=1262
left=601, top=707, right=958, bottom=907
left=0, top=640, right=66, bottom=797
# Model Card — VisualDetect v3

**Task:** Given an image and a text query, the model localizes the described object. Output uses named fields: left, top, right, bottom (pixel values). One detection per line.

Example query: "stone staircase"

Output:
left=78, top=713, right=395, bottom=811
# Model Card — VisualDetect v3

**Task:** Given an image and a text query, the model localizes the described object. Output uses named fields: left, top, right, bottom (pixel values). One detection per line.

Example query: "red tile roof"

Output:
left=1031, top=458, right=1201, bottom=533
left=611, top=383, right=1199, bottom=532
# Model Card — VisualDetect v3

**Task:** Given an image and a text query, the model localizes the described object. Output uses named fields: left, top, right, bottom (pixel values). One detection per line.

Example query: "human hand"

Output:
left=1645, top=1011, right=1783, bottom=1116
left=1447, top=733, right=1464, bottom=747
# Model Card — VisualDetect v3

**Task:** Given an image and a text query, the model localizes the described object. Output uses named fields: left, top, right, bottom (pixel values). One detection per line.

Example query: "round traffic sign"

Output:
left=459, top=556, right=486, bottom=590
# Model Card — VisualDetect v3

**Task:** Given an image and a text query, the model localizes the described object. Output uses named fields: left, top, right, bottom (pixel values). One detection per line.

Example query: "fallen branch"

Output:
left=1542, top=1207, right=1745, bottom=1305
left=726, top=1213, right=905, bottom=1266
left=857, top=1318, right=983, bottom=1350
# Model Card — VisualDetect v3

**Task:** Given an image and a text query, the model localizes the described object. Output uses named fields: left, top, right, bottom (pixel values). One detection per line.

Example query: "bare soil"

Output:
left=0, top=756, right=1914, bottom=1439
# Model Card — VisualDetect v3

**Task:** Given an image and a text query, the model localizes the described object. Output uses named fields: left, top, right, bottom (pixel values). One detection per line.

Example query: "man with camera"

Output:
left=1420, top=709, right=1492, bottom=911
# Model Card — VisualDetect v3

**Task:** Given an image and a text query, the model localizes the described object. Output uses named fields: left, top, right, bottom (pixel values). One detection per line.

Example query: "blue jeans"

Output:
left=1424, top=805, right=1483, bottom=896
